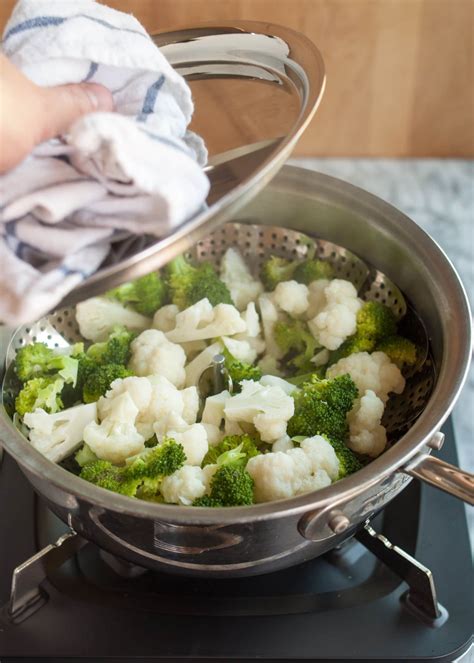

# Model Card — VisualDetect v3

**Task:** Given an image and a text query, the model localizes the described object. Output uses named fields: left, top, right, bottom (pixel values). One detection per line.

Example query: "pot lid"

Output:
left=60, top=21, right=326, bottom=306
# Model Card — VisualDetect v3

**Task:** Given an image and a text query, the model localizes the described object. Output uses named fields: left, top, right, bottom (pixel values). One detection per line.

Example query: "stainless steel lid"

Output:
left=59, top=21, right=325, bottom=306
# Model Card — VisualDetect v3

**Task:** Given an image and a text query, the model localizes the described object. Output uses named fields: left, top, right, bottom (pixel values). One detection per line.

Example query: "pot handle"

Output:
left=403, top=454, right=474, bottom=505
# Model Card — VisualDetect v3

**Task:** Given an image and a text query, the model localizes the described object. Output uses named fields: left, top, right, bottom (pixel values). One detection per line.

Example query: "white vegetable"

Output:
left=23, top=403, right=97, bottom=463
left=311, top=348, right=330, bottom=366
left=299, top=435, right=340, bottom=481
left=130, top=329, right=186, bottom=388
left=147, top=376, right=190, bottom=436
left=99, top=376, right=153, bottom=419
left=152, top=304, right=179, bottom=332
left=273, top=280, right=309, bottom=317
left=258, top=293, right=283, bottom=359
left=220, top=247, right=264, bottom=310
left=272, top=434, right=294, bottom=452
left=257, top=354, right=282, bottom=376
left=327, top=351, right=405, bottom=403
left=201, top=423, right=224, bottom=447
left=259, top=374, right=297, bottom=395
left=222, top=336, right=257, bottom=364
left=83, top=392, right=145, bottom=463
left=235, top=302, right=266, bottom=356
left=166, top=299, right=246, bottom=343
left=305, top=279, right=330, bottom=319
left=201, top=390, right=230, bottom=427
left=181, top=386, right=200, bottom=424
left=347, top=389, right=387, bottom=457
left=180, top=340, right=207, bottom=360
left=163, top=423, right=209, bottom=466
left=307, top=280, right=362, bottom=351
left=161, top=465, right=209, bottom=505
left=246, top=448, right=331, bottom=502
left=75, top=297, right=150, bottom=341
left=224, top=379, right=294, bottom=443
left=184, top=342, right=222, bottom=388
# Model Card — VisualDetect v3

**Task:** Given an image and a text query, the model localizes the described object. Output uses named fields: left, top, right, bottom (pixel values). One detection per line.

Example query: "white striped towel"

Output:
left=0, top=0, right=209, bottom=326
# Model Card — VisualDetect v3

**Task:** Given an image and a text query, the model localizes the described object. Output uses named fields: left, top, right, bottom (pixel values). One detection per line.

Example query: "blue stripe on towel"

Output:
left=4, top=13, right=148, bottom=42
left=83, top=62, right=98, bottom=82
left=138, top=127, right=193, bottom=157
left=137, top=75, right=166, bottom=122
left=59, top=265, right=89, bottom=278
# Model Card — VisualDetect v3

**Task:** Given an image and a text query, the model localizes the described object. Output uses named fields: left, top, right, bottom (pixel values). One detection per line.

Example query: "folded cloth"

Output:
left=0, top=0, right=209, bottom=326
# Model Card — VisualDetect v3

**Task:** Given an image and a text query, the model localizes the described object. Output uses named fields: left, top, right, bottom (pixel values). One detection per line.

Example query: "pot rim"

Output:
left=1, top=166, right=471, bottom=524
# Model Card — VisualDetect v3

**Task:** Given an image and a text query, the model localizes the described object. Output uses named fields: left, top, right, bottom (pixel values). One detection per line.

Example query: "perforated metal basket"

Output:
left=4, top=222, right=435, bottom=445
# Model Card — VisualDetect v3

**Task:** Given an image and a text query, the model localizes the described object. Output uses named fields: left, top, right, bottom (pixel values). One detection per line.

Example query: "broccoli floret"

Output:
left=328, top=334, right=376, bottom=366
left=376, top=335, right=418, bottom=368
left=82, top=364, right=133, bottom=403
left=15, top=376, right=64, bottom=416
left=107, top=273, right=167, bottom=316
left=274, top=319, right=319, bottom=373
left=75, top=443, right=98, bottom=467
left=165, top=255, right=233, bottom=309
left=287, top=374, right=358, bottom=440
left=293, top=259, right=334, bottom=284
left=86, top=326, right=136, bottom=365
left=356, top=301, right=397, bottom=341
left=260, top=256, right=297, bottom=291
left=15, top=342, right=78, bottom=385
left=206, top=465, right=254, bottom=506
left=80, top=460, right=140, bottom=496
left=329, top=437, right=363, bottom=478
left=222, top=347, right=262, bottom=390
left=202, top=434, right=260, bottom=467
left=287, top=367, right=326, bottom=386
left=193, top=495, right=224, bottom=507
left=124, top=438, right=187, bottom=481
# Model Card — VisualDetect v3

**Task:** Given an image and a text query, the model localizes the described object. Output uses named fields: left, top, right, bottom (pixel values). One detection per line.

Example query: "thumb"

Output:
left=39, top=82, right=114, bottom=141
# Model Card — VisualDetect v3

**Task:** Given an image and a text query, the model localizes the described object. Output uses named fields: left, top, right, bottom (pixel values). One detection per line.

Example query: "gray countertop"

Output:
left=292, top=158, right=473, bottom=548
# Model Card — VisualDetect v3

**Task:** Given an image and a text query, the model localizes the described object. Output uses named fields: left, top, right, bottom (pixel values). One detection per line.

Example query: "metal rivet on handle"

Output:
left=328, top=511, right=350, bottom=534
left=427, top=432, right=445, bottom=451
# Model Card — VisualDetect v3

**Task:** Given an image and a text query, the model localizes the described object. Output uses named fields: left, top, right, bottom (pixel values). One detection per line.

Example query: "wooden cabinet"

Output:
left=1, top=0, right=472, bottom=156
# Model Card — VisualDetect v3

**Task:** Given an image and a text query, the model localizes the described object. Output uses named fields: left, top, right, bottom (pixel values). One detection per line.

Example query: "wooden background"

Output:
left=1, top=0, right=473, bottom=157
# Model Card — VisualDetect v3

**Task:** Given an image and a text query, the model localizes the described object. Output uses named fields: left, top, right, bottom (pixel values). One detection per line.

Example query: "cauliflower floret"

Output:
left=235, top=302, right=266, bottom=356
left=166, top=299, right=246, bottom=343
left=222, top=337, right=257, bottom=364
left=224, top=419, right=244, bottom=436
left=300, top=435, right=340, bottom=481
left=23, top=403, right=97, bottom=463
left=272, top=434, right=294, bottom=452
left=130, top=329, right=186, bottom=387
left=246, top=448, right=331, bottom=502
left=327, top=351, right=405, bottom=403
left=257, top=354, right=282, bottom=376
left=152, top=304, right=179, bottom=332
left=258, top=293, right=284, bottom=359
left=83, top=392, right=145, bottom=463
left=161, top=465, right=209, bottom=505
left=184, top=342, right=222, bottom=388
left=181, top=386, right=199, bottom=424
left=99, top=376, right=153, bottom=419
left=307, top=279, right=362, bottom=350
left=201, top=423, right=224, bottom=447
left=347, top=389, right=387, bottom=457
left=76, top=297, right=150, bottom=341
left=220, top=247, right=264, bottom=310
left=181, top=340, right=207, bottom=360
left=273, top=280, right=309, bottom=317
left=305, top=279, right=330, bottom=319
left=201, top=390, right=230, bottom=427
left=162, top=422, right=209, bottom=466
left=224, top=379, right=294, bottom=443
left=311, top=348, right=330, bottom=367
left=259, top=374, right=297, bottom=395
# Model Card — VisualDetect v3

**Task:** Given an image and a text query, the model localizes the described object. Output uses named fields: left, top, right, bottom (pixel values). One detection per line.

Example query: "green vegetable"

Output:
left=85, top=326, right=136, bottom=365
left=202, top=434, right=260, bottom=467
left=80, top=438, right=186, bottom=498
left=356, top=301, right=397, bottom=342
left=15, top=342, right=78, bottom=385
left=376, top=335, right=418, bottom=368
left=194, top=465, right=254, bottom=506
left=82, top=364, right=133, bottom=403
left=222, top=347, right=262, bottom=390
left=75, top=443, right=98, bottom=467
left=107, top=272, right=167, bottom=316
left=287, top=374, right=358, bottom=440
left=329, top=437, right=362, bottom=478
left=274, top=319, right=319, bottom=373
left=165, top=255, right=233, bottom=309
left=328, top=334, right=376, bottom=366
left=292, top=259, right=334, bottom=284
left=15, top=376, right=64, bottom=416
left=260, top=256, right=297, bottom=291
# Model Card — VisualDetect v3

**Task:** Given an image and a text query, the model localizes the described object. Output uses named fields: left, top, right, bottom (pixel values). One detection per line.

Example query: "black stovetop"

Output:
left=0, top=418, right=473, bottom=662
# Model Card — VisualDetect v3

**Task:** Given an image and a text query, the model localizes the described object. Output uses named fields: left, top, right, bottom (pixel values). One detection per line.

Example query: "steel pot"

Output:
left=0, top=166, right=472, bottom=577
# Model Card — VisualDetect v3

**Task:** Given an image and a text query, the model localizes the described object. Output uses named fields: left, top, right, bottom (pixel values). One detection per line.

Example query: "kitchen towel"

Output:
left=0, top=0, right=209, bottom=325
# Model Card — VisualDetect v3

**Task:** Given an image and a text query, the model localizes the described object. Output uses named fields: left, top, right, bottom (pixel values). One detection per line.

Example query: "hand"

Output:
left=0, top=55, right=113, bottom=173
